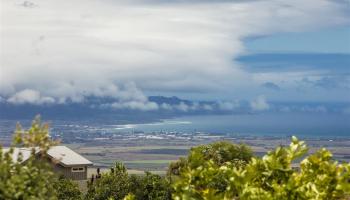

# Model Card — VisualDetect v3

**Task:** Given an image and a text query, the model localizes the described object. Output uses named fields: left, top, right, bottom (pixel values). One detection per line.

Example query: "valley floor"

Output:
left=66, top=134, right=350, bottom=176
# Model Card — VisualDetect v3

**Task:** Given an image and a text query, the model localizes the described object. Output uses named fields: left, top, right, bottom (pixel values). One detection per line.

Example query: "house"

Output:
left=3, top=146, right=93, bottom=180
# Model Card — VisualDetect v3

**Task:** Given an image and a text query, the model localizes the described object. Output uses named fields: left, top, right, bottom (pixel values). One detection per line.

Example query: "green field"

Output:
left=124, top=160, right=175, bottom=164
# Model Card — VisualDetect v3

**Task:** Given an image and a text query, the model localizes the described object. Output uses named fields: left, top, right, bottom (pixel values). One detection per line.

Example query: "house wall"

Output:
left=52, top=164, right=88, bottom=180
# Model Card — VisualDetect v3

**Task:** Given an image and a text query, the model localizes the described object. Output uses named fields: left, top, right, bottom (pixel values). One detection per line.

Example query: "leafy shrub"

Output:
left=167, top=141, right=253, bottom=182
left=54, top=176, right=83, bottom=200
left=0, top=116, right=58, bottom=200
left=191, top=141, right=253, bottom=166
left=87, top=162, right=171, bottom=200
left=172, top=137, right=350, bottom=200
left=86, top=162, right=130, bottom=200
left=129, top=172, right=171, bottom=200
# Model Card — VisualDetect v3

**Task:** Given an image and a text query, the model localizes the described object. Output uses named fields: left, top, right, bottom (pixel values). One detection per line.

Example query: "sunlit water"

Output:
left=1, top=113, right=349, bottom=139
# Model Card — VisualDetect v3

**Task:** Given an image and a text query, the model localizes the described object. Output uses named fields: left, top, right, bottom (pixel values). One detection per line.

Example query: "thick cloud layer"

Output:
left=1, top=0, right=349, bottom=108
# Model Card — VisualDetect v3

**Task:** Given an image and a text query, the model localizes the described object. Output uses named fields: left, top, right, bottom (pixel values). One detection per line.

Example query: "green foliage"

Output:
left=129, top=172, right=171, bottom=200
left=0, top=116, right=58, bottom=200
left=190, top=141, right=253, bottom=166
left=172, top=136, right=350, bottom=200
left=54, top=176, right=83, bottom=200
left=168, top=157, right=188, bottom=177
left=123, top=193, right=136, bottom=200
left=86, top=162, right=130, bottom=200
left=12, top=116, right=58, bottom=153
left=87, top=162, right=171, bottom=200
left=167, top=141, right=253, bottom=182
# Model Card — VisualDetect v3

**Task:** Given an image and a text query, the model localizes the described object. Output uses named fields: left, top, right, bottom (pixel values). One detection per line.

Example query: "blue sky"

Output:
left=234, top=26, right=350, bottom=103
left=245, top=26, right=350, bottom=54
left=0, top=0, right=350, bottom=114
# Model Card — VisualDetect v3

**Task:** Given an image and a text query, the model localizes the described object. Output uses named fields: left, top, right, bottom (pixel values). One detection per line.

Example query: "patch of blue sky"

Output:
left=236, top=53, right=350, bottom=73
left=244, top=26, right=350, bottom=54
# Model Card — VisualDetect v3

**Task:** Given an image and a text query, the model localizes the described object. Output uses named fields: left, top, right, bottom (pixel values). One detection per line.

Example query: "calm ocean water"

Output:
left=1, top=113, right=349, bottom=138
left=133, top=113, right=350, bottom=138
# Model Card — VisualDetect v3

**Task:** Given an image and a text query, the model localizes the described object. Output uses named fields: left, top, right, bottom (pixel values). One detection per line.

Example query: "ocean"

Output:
left=1, top=112, right=349, bottom=140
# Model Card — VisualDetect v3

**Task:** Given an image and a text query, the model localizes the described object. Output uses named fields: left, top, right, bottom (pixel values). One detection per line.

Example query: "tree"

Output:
left=172, top=137, right=350, bottom=200
left=191, top=141, right=253, bottom=165
left=86, top=162, right=131, bottom=200
left=0, top=116, right=58, bottom=200
left=87, top=162, right=171, bottom=200
left=54, top=176, right=83, bottom=200
left=167, top=141, right=253, bottom=180
left=129, top=172, right=171, bottom=200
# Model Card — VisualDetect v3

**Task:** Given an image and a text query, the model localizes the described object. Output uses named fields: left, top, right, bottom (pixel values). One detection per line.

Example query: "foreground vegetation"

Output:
left=0, top=117, right=349, bottom=200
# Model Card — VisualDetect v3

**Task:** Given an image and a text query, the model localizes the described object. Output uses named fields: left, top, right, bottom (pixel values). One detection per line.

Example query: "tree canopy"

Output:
left=168, top=141, right=253, bottom=178
left=172, top=137, right=350, bottom=200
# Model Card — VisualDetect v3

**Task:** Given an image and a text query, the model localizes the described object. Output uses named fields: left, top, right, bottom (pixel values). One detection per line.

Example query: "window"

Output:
left=71, top=167, right=85, bottom=172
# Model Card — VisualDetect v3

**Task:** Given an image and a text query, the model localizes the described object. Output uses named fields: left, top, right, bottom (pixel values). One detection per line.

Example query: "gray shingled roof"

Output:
left=3, top=146, right=93, bottom=167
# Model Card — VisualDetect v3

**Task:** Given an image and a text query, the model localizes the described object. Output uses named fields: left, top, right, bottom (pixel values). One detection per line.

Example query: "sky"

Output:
left=245, top=26, right=350, bottom=54
left=0, top=0, right=350, bottom=113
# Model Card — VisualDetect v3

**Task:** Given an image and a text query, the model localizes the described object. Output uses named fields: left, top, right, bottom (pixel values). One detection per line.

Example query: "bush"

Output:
left=192, top=141, right=253, bottom=165
left=130, top=172, right=171, bottom=200
left=54, top=176, right=82, bottom=200
left=86, top=162, right=130, bottom=200
left=0, top=116, right=58, bottom=200
left=167, top=141, right=253, bottom=180
left=87, top=162, right=171, bottom=200
left=172, top=137, right=350, bottom=200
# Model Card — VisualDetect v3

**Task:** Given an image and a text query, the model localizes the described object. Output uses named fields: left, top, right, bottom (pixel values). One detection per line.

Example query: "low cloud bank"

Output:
left=250, top=95, right=270, bottom=111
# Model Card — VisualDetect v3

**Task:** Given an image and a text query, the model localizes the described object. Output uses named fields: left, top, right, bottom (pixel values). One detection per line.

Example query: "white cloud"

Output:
left=202, top=104, right=213, bottom=111
left=174, top=102, right=189, bottom=112
left=251, top=95, right=269, bottom=111
left=7, top=89, right=55, bottom=105
left=108, top=101, right=159, bottom=111
left=217, top=101, right=240, bottom=111
left=1, top=0, right=349, bottom=104
left=160, top=103, right=173, bottom=110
